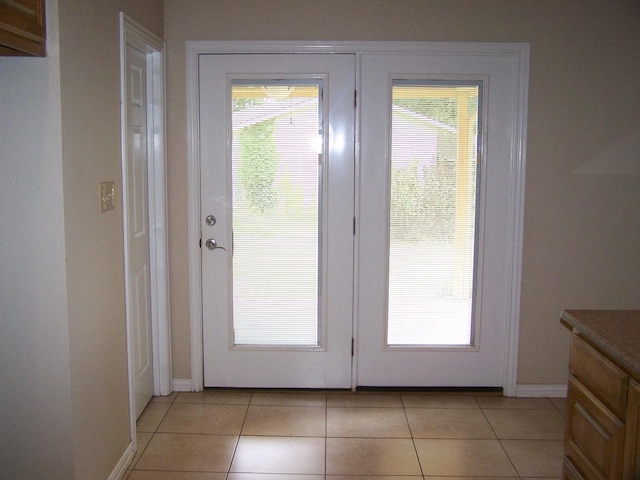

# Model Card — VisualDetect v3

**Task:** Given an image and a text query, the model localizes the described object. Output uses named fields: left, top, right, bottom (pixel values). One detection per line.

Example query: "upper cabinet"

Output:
left=0, top=0, right=45, bottom=56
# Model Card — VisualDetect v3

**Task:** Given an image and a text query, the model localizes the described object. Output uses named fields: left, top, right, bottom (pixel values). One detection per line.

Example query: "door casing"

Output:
left=120, top=12, right=171, bottom=450
left=186, top=40, right=529, bottom=395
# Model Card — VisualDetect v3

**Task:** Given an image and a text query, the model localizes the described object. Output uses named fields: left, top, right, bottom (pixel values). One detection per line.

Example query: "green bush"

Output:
left=238, top=119, right=280, bottom=214
left=390, top=157, right=456, bottom=241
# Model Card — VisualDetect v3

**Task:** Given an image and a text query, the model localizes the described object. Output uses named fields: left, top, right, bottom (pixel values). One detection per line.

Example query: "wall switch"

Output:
left=99, top=181, right=116, bottom=212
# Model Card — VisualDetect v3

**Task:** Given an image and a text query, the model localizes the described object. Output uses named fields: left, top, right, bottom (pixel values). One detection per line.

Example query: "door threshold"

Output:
left=200, top=386, right=503, bottom=395
left=356, top=386, right=503, bottom=395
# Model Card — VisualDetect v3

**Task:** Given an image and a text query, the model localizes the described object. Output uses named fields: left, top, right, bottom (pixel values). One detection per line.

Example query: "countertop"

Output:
left=561, top=309, right=640, bottom=381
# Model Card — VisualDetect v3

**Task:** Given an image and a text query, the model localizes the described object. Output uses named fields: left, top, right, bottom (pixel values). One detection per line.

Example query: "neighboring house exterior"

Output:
left=232, top=97, right=458, bottom=209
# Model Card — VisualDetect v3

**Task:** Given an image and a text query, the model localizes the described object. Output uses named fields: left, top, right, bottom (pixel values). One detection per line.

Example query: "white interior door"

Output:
left=125, top=43, right=154, bottom=416
left=356, top=52, right=522, bottom=387
left=200, top=54, right=355, bottom=388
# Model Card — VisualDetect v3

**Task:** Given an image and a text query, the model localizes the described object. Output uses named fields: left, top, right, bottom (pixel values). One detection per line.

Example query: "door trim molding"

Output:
left=186, top=40, right=204, bottom=392
left=186, top=40, right=529, bottom=395
left=120, top=12, right=171, bottom=441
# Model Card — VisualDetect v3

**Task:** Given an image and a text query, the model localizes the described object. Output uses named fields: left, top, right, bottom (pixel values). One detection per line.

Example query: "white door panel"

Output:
left=356, top=53, right=520, bottom=387
left=200, top=54, right=355, bottom=388
left=126, top=44, right=154, bottom=416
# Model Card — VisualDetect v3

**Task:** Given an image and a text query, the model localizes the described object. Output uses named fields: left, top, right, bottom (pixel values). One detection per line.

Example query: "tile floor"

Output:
left=126, top=390, right=567, bottom=479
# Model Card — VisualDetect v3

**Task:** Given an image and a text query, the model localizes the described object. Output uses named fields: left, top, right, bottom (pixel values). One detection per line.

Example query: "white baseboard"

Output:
left=515, top=384, right=567, bottom=398
left=108, top=441, right=135, bottom=480
left=172, top=378, right=195, bottom=392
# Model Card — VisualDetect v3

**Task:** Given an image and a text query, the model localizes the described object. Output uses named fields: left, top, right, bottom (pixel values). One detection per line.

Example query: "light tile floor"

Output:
left=126, top=390, right=567, bottom=479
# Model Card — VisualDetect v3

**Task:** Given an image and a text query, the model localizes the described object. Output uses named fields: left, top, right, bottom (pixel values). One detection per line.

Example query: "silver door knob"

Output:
left=204, top=238, right=226, bottom=251
left=205, top=215, right=217, bottom=226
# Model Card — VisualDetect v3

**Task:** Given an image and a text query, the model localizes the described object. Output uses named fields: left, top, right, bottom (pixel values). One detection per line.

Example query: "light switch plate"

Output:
left=99, top=181, right=115, bottom=212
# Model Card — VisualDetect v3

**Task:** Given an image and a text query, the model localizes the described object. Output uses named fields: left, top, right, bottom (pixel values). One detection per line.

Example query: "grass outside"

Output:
left=232, top=216, right=473, bottom=346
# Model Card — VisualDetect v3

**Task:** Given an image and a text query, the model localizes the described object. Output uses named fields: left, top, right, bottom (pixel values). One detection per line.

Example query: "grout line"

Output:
left=478, top=397, right=500, bottom=441
left=131, top=397, right=176, bottom=471
left=324, top=390, right=328, bottom=478
left=497, top=438, right=523, bottom=478
left=402, top=397, right=425, bottom=478
left=226, top=391, right=253, bottom=476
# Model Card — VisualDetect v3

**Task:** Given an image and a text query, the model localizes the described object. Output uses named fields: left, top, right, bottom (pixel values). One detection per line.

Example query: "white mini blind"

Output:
left=388, top=82, right=481, bottom=346
left=230, top=82, right=322, bottom=346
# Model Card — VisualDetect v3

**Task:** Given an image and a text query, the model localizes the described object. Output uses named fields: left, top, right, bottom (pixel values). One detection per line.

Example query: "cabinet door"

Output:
left=0, top=0, right=46, bottom=56
left=566, top=377, right=625, bottom=480
left=623, top=380, right=640, bottom=480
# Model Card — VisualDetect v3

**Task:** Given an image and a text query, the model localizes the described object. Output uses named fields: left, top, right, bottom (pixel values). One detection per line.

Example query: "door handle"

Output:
left=205, top=238, right=226, bottom=251
left=205, top=215, right=217, bottom=226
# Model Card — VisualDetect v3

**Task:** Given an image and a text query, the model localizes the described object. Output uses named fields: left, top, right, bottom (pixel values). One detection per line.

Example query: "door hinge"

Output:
left=351, top=338, right=355, bottom=357
left=353, top=217, right=356, bottom=235
left=199, top=238, right=202, bottom=249
left=354, top=89, right=357, bottom=108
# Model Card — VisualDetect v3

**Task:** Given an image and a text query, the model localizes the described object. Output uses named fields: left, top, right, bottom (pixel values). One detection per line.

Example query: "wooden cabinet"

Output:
left=563, top=333, right=640, bottom=479
left=0, top=0, right=46, bottom=56
left=565, top=372, right=625, bottom=479
left=623, top=381, right=640, bottom=479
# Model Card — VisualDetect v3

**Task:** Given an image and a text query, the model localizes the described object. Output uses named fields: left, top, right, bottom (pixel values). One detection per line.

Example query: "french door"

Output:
left=200, top=54, right=355, bottom=388
left=356, top=54, right=519, bottom=387
left=198, top=47, right=525, bottom=389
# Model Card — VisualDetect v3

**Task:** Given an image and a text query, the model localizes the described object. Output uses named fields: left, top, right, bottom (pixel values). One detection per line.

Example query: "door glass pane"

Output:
left=388, top=81, right=481, bottom=346
left=231, top=80, right=322, bottom=346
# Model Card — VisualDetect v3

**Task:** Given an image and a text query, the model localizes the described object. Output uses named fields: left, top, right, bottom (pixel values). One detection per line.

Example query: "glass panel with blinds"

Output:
left=388, top=80, right=482, bottom=347
left=230, top=79, right=324, bottom=347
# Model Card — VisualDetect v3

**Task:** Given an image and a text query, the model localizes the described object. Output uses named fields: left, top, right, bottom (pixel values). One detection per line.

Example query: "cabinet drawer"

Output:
left=570, top=334, right=628, bottom=418
left=566, top=377, right=625, bottom=480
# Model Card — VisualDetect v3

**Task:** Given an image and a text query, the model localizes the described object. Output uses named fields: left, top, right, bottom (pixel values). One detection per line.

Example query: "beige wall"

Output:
left=1, top=0, right=163, bottom=478
left=57, top=1, right=163, bottom=476
left=165, top=0, right=640, bottom=386
left=57, top=0, right=162, bottom=476
left=0, top=1, right=74, bottom=477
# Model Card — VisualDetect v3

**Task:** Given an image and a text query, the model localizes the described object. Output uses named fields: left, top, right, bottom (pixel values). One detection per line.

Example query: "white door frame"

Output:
left=186, top=40, right=529, bottom=396
left=120, top=12, right=171, bottom=442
